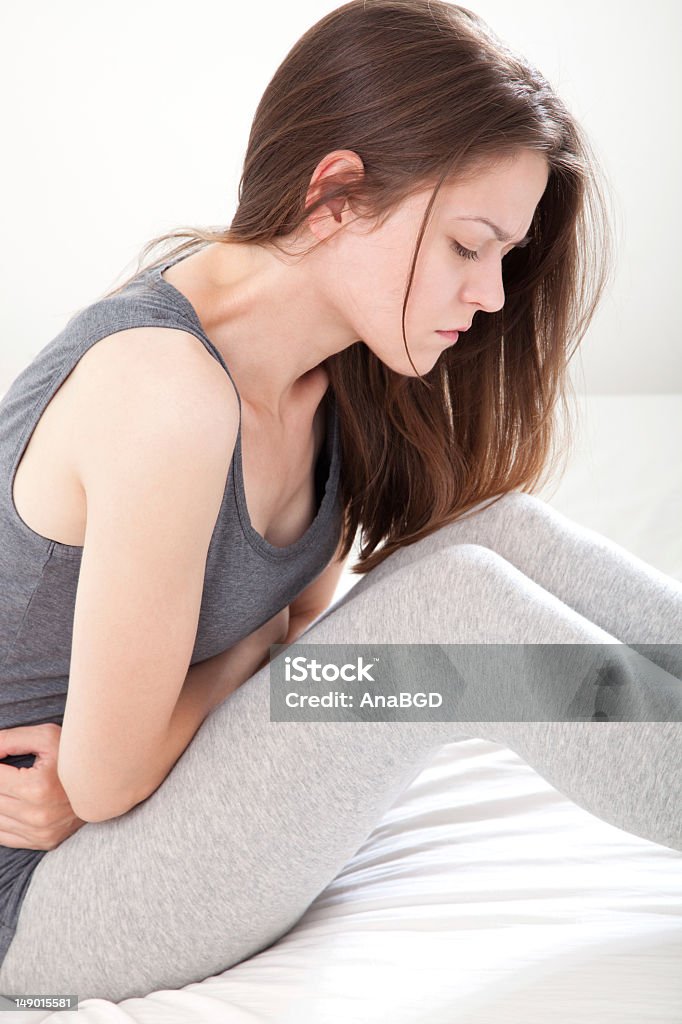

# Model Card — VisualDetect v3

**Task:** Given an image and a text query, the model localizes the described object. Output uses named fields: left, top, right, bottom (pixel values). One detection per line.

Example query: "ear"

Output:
left=304, top=150, right=365, bottom=239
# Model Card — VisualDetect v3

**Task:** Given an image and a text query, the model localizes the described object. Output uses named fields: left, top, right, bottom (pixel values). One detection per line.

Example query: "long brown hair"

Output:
left=101, top=0, right=614, bottom=575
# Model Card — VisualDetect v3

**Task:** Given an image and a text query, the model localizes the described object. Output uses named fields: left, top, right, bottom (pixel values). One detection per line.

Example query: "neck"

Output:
left=179, top=240, right=352, bottom=419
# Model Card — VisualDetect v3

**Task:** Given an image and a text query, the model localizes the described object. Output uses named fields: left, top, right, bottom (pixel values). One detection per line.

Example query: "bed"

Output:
left=3, top=392, right=681, bottom=1023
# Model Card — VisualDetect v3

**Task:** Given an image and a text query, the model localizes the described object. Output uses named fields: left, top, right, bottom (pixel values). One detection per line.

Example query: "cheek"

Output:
left=334, top=260, right=398, bottom=345
left=357, top=257, right=409, bottom=327
left=410, top=254, right=460, bottom=318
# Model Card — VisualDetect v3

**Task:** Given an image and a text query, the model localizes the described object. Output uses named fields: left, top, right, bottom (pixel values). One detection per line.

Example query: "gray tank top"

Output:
left=0, top=249, right=343, bottom=962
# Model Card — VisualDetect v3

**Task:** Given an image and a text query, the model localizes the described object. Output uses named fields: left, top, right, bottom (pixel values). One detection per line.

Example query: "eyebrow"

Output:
left=455, top=216, right=532, bottom=247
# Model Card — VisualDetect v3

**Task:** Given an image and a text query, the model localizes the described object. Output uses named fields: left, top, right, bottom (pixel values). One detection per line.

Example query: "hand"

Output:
left=0, top=723, right=86, bottom=850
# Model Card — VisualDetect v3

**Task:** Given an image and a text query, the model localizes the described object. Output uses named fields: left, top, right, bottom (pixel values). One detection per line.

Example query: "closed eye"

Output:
left=451, top=239, right=522, bottom=262
left=450, top=240, right=479, bottom=262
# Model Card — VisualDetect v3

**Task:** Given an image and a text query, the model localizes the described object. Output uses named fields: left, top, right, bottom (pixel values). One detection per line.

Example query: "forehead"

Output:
left=436, top=151, right=550, bottom=228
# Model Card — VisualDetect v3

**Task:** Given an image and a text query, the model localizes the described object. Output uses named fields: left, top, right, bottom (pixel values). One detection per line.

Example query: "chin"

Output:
left=370, top=339, right=439, bottom=378
left=384, top=358, right=426, bottom=378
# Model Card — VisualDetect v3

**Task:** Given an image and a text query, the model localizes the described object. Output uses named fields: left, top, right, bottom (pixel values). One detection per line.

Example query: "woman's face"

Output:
left=330, top=148, right=550, bottom=377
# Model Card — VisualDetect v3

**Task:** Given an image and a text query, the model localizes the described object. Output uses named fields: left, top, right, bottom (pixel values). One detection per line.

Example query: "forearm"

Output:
left=72, top=653, right=230, bottom=822
left=252, top=609, right=323, bottom=674
left=140, top=655, right=230, bottom=798
left=132, top=635, right=279, bottom=811
left=95, top=629, right=280, bottom=822
left=88, top=611, right=292, bottom=822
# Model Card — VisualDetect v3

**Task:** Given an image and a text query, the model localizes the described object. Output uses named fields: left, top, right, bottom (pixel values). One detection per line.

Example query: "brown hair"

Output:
left=102, top=0, right=614, bottom=575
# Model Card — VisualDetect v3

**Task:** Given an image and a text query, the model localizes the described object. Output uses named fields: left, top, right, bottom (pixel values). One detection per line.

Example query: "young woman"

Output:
left=0, top=0, right=680, bottom=1001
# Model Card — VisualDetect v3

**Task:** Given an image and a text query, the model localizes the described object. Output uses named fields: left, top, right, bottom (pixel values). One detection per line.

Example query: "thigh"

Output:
left=337, top=492, right=682, bottom=674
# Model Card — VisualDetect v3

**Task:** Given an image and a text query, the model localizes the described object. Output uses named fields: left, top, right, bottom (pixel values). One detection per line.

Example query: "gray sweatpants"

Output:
left=0, top=492, right=680, bottom=1000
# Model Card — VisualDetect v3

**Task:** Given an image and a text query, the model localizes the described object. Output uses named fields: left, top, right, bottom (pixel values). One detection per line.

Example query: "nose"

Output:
left=458, top=258, right=505, bottom=315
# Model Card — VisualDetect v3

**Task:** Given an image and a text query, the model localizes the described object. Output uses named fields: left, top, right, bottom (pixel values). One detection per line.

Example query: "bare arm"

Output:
left=57, top=330, right=244, bottom=823
left=125, top=605, right=290, bottom=818
left=280, top=528, right=353, bottom=648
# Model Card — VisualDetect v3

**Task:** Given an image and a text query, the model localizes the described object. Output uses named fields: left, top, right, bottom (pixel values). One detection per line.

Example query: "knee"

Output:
left=440, top=541, right=514, bottom=579
left=332, top=491, right=550, bottom=602
left=465, top=491, right=559, bottom=552
left=304, top=542, right=526, bottom=644
left=471, top=489, right=548, bottom=526
left=435, top=542, right=541, bottom=610
left=323, top=543, right=508, bottom=610
left=421, top=490, right=548, bottom=555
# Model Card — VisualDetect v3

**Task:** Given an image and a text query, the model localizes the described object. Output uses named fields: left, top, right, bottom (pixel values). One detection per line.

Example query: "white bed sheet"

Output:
left=5, top=393, right=682, bottom=1023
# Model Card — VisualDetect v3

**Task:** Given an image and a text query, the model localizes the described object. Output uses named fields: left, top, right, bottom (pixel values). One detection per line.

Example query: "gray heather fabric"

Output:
left=0, top=491, right=680, bottom=999
left=0, top=249, right=343, bottom=961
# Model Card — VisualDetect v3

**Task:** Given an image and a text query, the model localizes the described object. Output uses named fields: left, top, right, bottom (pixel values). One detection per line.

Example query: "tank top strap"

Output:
left=145, top=251, right=245, bottom=418
left=142, top=250, right=342, bottom=562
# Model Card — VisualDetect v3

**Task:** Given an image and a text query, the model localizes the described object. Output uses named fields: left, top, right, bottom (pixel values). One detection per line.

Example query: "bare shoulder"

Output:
left=71, top=325, right=238, bottom=406
left=69, top=326, right=240, bottom=481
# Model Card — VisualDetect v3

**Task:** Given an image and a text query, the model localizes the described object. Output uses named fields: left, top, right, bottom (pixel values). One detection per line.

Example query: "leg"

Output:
left=0, top=542, right=680, bottom=1001
left=338, top=491, right=682, bottom=674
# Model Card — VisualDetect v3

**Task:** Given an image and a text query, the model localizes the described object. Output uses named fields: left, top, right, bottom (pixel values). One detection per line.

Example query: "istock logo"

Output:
left=284, top=655, right=376, bottom=682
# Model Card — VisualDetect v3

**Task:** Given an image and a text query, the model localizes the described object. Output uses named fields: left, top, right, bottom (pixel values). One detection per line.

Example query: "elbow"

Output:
left=70, top=792, right=140, bottom=824
left=59, top=769, right=141, bottom=824
left=73, top=801, right=134, bottom=824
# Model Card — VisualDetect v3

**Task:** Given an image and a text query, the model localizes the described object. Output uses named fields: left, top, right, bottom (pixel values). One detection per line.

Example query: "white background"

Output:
left=0, top=0, right=680, bottom=393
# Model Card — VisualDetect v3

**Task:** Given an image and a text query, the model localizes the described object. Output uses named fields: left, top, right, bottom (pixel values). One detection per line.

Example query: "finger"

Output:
left=0, top=802, right=75, bottom=836
left=0, top=794, right=29, bottom=825
left=0, top=813, right=83, bottom=850
left=0, top=832, right=26, bottom=849
left=0, top=792, right=70, bottom=827
left=0, top=809, right=35, bottom=834
left=0, top=723, right=61, bottom=759
left=0, top=828, right=47, bottom=851
left=0, top=764, right=29, bottom=799
left=0, top=775, right=72, bottom=810
left=0, top=762, right=62, bottom=804
left=0, top=785, right=79, bottom=819
left=0, top=820, right=35, bottom=847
